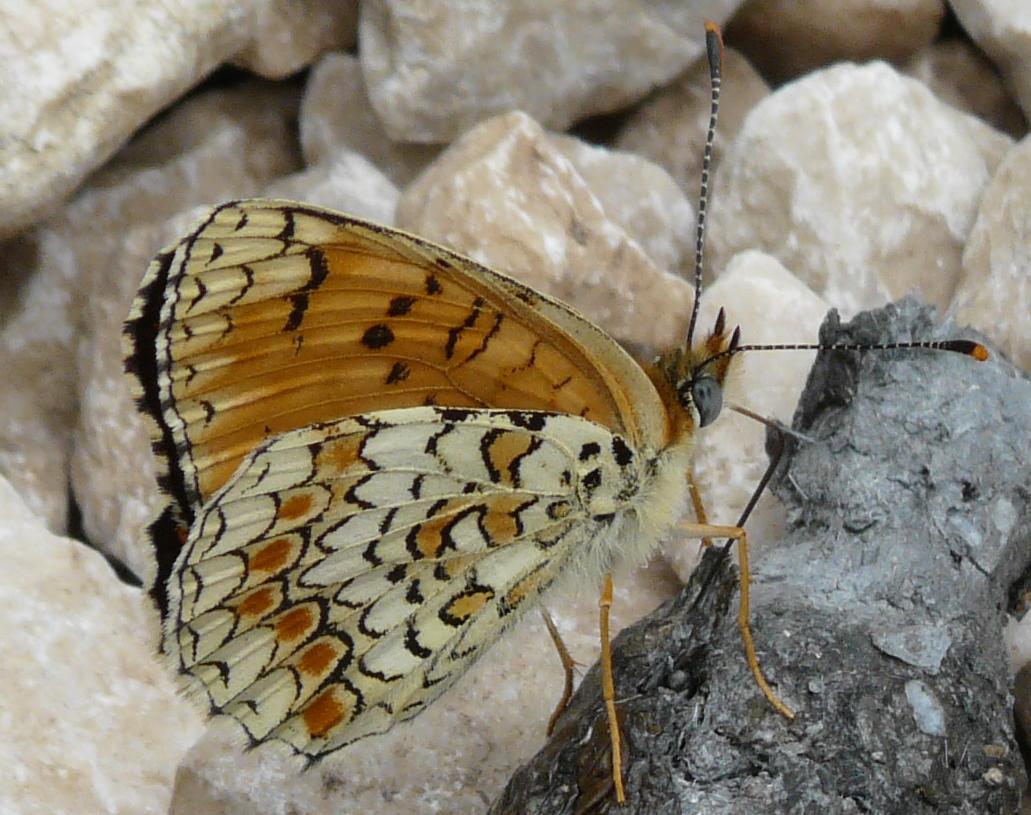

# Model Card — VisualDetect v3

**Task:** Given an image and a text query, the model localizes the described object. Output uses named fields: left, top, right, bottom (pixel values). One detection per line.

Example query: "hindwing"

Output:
left=167, top=406, right=639, bottom=757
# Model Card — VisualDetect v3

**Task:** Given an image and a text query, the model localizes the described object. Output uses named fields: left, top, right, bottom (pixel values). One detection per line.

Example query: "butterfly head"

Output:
left=658, top=306, right=740, bottom=430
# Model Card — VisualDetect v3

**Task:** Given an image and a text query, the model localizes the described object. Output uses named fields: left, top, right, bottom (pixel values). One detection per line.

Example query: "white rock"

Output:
left=727, top=0, right=944, bottom=82
left=359, top=0, right=744, bottom=142
left=951, top=1, right=1031, bottom=119
left=300, top=52, right=439, bottom=187
left=231, top=1, right=357, bottom=78
left=1004, top=609, right=1031, bottom=674
left=903, top=39, right=1027, bottom=138
left=166, top=560, right=678, bottom=815
left=0, top=475, right=204, bottom=815
left=265, top=151, right=401, bottom=226
left=0, top=0, right=349, bottom=237
left=708, top=61, right=1012, bottom=318
left=616, top=46, right=769, bottom=196
left=951, top=135, right=1031, bottom=373
left=65, top=82, right=302, bottom=578
left=549, top=133, right=695, bottom=276
left=397, top=111, right=695, bottom=350
left=663, top=251, right=829, bottom=581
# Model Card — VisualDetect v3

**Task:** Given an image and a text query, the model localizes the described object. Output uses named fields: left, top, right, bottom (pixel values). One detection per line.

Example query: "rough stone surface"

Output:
left=359, top=0, right=744, bottom=142
left=904, top=39, right=1027, bottom=138
left=0, top=475, right=204, bottom=815
left=726, top=0, right=945, bottom=83
left=0, top=0, right=348, bottom=238
left=397, top=111, right=695, bottom=351
left=492, top=301, right=1029, bottom=813
left=265, top=151, right=400, bottom=226
left=708, top=61, right=1012, bottom=318
left=230, top=1, right=357, bottom=78
left=951, top=134, right=1031, bottom=374
left=549, top=134, right=695, bottom=276
left=664, top=251, right=829, bottom=583
left=951, top=1, right=1031, bottom=119
left=300, top=51, right=439, bottom=188
left=615, top=46, right=769, bottom=196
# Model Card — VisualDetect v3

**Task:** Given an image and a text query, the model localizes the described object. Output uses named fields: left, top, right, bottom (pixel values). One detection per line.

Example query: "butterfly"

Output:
left=121, top=193, right=755, bottom=791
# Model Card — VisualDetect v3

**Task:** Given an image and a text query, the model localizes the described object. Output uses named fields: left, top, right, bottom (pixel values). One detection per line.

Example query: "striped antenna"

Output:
left=700, top=338, right=989, bottom=370
left=685, top=21, right=724, bottom=350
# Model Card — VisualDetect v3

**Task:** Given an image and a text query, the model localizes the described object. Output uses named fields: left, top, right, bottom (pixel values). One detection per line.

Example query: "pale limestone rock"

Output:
left=616, top=46, right=769, bottom=196
left=663, top=251, right=829, bottom=582
left=266, top=152, right=400, bottom=226
left=359, top=0, right=744, bottom=143
left=231, top=1, right=358, bottom=78
left=66, top=82, right=302, bottom=579
left=904, top=39, right=1027, bottom=138
left=1005, top=609, right=1031, bottom=675
left=951, top=135, right=1031, bottom=373
left=397, top=111, right=694, bottom=351
left=300, top=52, right=439, bottom=187
left=708, top=62, right=1012, bottom=318
left=727, top=0, right=944, bottom=83
left=0, top=475, right=204, bottom=815
left=548, top=133, right=695, bottom=276
left=951, top=1, right=1031, bottom=119
left=167, top=559, right=678, bottom=815
left=0, top=0, right=347, bottom=237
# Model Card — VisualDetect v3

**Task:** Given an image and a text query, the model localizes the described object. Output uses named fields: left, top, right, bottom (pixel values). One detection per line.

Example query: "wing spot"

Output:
left=250, top=537, right=294, bottom=574
left=296, top=640, right=340, bottom=678
left=441, top=588, right=494, bottom=626
left=362, top=324, right=395, bottom=349
left=385, top=361, right=410, bottom=385
left=579, top=442, right=601, bottom=461
left=425, top=274, right=443, bottom=294
left=303, top=688, right=350, bottom=738
left=387, top=295, right=416, bottom=316
left=278, top=492, right=314, bottom=521
left=317, top=434, right=366, bottom=475
left=275, top=605, right=316, bottom=642
left=237, top=586, right=277, bottom=618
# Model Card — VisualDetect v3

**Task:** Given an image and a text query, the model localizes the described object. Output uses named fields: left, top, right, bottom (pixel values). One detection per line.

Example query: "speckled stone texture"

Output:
left=491, top=300, right=1030, bottom=813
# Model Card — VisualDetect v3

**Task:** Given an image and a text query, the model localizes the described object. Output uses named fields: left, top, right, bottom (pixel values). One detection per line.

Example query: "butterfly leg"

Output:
left=540, top=607, right=578, bottom=735
left=686, top=470, right=715, bottom=548
left=599, top=572, right=626, bottom=803
left=677, top=521, right=796, bottom=720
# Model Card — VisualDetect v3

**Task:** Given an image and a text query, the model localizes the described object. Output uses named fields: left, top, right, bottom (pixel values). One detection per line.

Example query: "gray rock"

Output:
left=491, top=300, right=1029, bottom=814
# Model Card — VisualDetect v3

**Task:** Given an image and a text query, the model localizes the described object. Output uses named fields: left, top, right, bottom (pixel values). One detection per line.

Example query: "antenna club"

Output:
left=946, top=340, right=989, bottom=361
left=704, top=22, right=724, bottom=77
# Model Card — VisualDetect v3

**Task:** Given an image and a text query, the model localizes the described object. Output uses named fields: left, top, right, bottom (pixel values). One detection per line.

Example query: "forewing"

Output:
left=123, top=199, right=667, bottom=520
left=167, top=406, right=633, bottom=758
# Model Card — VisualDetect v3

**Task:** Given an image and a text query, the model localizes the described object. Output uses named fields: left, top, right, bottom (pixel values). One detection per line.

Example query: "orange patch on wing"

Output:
left=413, top=499, right=473, bottom=559
left=237, top=586, right=279, bottom=619
left=485, top=431, right=535, bottom=486
left=250, top=537, right=294, bottom=574
left=445, top=590, right=493, bottom=622
left=275, top=605, right=316, bottom=642
left=296, top=640, right=341, bottom=678
left=505, top=570, right=548, bottom=610
left=278, top=492, right=314, bottom=521
left=302, top=688, right=350, bottom=738
left=317, top=434, right=365, bottom=475
left=479, top=495, right=529, bottom=546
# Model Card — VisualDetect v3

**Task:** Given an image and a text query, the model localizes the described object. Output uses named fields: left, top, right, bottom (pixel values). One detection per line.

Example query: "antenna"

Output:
left=685, top=21, right=724, bottom=351
left=698, top=337, right=989, bottom=370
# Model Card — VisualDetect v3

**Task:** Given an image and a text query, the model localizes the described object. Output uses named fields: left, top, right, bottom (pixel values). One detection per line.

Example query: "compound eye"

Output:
left=691, top=376, right=723, bottom=428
